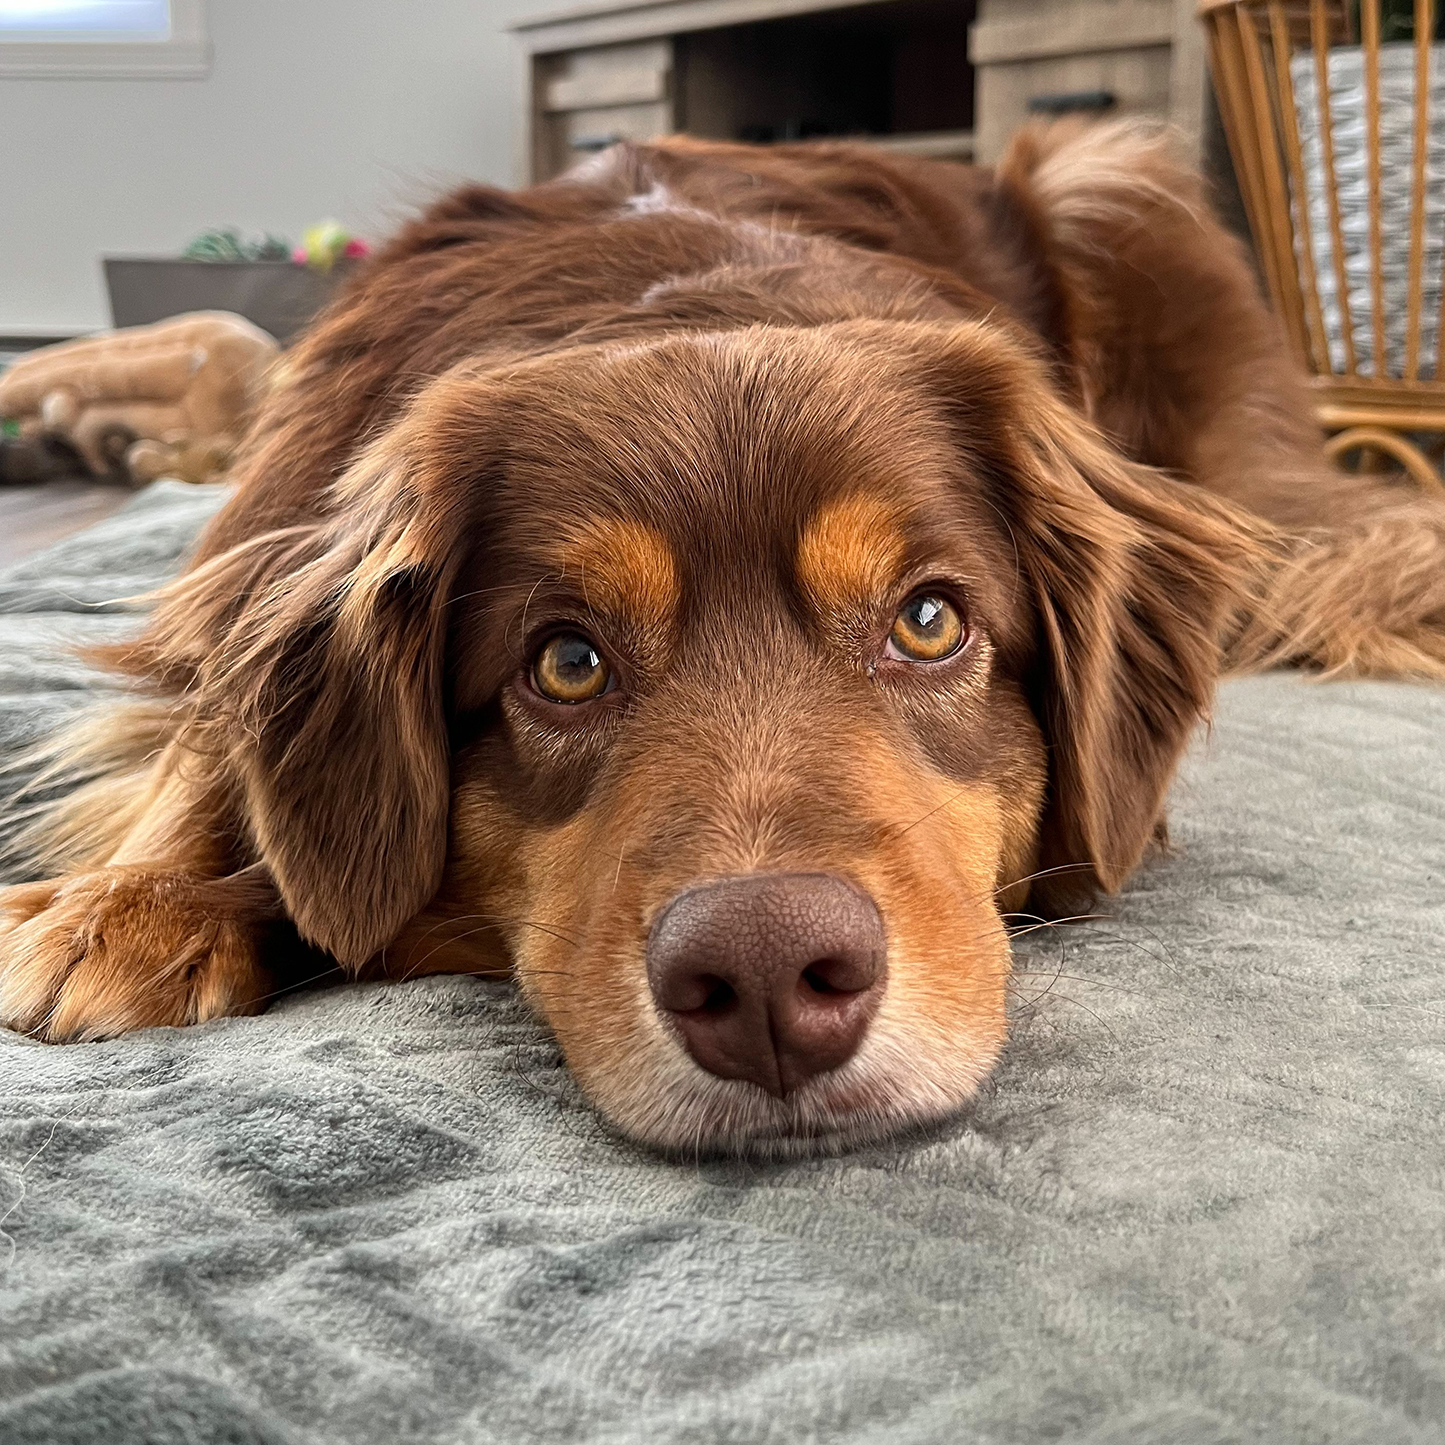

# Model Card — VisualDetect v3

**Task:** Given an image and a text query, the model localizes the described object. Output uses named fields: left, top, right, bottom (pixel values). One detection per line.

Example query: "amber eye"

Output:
left=532, top=631, right=613, bottom=703
left=886, top=592, right=965, bottom=662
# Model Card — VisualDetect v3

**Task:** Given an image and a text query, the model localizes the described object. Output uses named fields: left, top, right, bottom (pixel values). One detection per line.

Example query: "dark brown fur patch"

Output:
left=3, top=121, right=1439, bottom=1150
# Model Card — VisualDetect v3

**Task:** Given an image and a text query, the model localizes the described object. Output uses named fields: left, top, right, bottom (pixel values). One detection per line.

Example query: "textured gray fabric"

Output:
left=0, top=483, right=1442, bottom=1445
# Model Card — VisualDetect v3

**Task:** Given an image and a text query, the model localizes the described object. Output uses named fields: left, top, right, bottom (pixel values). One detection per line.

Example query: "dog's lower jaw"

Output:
left=577, top=1018, right=1007, bottom=1159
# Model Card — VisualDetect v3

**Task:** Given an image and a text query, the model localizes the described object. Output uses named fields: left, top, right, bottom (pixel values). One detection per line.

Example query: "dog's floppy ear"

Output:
left=1004, top=406, right=1256, bottom=909
left=916, top=322, right=1258, bottom=910
left=196, top=428, right=468, bottom=968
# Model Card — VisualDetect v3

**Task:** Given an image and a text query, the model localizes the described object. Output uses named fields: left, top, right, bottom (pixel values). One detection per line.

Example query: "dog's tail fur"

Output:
left=1224, top=492, right=1445, bottom=679
left=1003, top=117, right=1445, bottom=684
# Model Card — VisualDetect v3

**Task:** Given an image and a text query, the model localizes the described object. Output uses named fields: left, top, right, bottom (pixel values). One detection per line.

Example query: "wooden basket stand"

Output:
left=1201, top=0, right=1445, bottom=493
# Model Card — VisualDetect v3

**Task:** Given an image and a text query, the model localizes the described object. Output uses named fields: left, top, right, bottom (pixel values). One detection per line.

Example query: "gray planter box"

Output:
left=104, top=258, right=352, bottom=345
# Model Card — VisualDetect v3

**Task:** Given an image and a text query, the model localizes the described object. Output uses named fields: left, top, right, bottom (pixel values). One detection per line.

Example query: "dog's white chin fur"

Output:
left=588, top=1019, right=1004, bottom=1159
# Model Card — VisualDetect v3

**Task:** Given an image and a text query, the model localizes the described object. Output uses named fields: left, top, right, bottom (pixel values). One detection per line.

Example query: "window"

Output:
left=0, top=0, right=208, bottom=77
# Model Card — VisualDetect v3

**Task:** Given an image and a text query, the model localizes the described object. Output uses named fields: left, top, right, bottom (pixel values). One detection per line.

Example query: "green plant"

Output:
left=181, top=229, right=292, bottom=263
left=1351, top=0, right=1445, bottom=42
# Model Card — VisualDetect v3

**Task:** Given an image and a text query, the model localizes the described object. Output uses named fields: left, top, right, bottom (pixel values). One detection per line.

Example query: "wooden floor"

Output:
left=0, top=477, right=132, bottom=567
left=1, top=347, right=134, bottom=566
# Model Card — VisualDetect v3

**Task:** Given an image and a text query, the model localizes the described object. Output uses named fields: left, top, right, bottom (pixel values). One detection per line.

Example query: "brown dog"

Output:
left=1, top=122, right=1442, bottom=1154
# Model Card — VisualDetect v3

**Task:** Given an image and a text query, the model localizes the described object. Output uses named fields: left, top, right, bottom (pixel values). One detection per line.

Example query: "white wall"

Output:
left=0, top=0, right=534, bottom=335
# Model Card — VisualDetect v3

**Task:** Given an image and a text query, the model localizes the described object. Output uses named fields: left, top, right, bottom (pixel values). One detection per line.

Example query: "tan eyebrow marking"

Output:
left=795, top=492, right=909, bottom=615
left=549, top=517, right=680, bottom=625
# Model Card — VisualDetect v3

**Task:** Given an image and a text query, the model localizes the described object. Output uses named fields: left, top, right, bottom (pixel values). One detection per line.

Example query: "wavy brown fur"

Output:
left=1001, top=118, right=1445, bottom=682
left=0, top=122, right=1440, bottom=1150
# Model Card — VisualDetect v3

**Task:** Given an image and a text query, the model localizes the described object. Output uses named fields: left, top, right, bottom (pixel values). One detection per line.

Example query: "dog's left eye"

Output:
left=532, top=631, right=613, bottom=703
left=886, top=592, right=965, bottom=662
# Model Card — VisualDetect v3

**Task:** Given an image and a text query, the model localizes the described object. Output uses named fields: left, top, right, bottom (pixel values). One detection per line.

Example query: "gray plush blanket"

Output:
left=0, top=483, right=1441, bottom=1445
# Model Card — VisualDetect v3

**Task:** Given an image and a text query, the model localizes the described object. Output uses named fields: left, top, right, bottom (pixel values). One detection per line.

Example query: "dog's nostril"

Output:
left=799, top=958, right=863, bottom=996
left=662, top=970, right=736, bottom=1013
left=800, top=964, right=836, bottom=996
left=698, top=976, right=736, bottom=1014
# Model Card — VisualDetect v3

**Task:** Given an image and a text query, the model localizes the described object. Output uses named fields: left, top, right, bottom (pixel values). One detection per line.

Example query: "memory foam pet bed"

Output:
left=0, top=481, right=1440, bottom=1445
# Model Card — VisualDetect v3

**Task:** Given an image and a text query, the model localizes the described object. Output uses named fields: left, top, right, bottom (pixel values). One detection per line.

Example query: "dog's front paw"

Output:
left=0, top=866, right=272, bottom=1042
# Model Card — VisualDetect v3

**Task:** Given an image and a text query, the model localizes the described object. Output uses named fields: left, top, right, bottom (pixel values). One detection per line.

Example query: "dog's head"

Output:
left=205, top=319, right=1249, bottom=1153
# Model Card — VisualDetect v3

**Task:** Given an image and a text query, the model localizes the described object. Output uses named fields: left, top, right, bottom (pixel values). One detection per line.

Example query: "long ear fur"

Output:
left=911, top=322, right=1262, bottom=910
left=192, top=436, right=463, bottom=966
left=1004, top=404, right=1260, bottom=909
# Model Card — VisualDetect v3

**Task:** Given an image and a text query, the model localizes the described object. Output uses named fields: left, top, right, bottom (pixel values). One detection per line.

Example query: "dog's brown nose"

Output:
left=646, top=873, right=887, bottom=1097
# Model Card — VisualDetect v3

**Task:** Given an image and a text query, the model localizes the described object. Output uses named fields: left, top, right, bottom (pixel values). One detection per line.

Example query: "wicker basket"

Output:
left=1201, top=0, right=1445, bottom=492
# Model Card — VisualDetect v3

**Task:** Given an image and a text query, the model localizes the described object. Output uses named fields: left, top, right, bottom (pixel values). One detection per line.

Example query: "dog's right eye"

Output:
left=885, top=592, right=965, bottom=663
left=532, top=632, right=613, bottom=703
